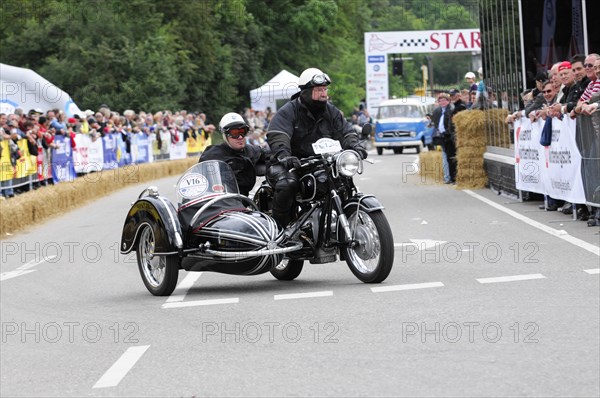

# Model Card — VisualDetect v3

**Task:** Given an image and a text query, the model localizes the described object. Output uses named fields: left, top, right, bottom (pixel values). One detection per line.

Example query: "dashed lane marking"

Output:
left=584, top=268, right=600, bottom=275
left=476, top=273, right=546, bottom=284
left=165, top=272, right=202, bottom=303
left=274, top=291, right=333, bottom=300
left=371, top=281, right=444, bottom=293
left=162, top=298, right=239, bottom=309
left=158, top=269, right=593, bottom=308
left=93, top=345, right=150, bottom=389
left=0, top=256, right=57, bottom=282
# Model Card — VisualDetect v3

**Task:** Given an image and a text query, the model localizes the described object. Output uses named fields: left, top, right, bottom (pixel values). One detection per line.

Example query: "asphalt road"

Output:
left=1, top=149, right=599, bottom=397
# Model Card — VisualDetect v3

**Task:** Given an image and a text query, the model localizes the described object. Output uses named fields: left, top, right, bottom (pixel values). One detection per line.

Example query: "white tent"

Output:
left=249, top=70, right=300, bottom=112
left=0, top=63, right=82, bottom=117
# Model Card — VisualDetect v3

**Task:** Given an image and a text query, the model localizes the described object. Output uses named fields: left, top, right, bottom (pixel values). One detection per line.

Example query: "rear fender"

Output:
left=120, top=197, right=183, bottom=255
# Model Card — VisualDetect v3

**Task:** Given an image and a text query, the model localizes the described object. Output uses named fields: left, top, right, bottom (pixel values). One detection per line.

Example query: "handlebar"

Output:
left=289, top=156, right=323, bottom=173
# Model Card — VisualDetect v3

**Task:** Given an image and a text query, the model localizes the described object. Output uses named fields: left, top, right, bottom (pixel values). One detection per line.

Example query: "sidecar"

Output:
left=120, top=160, right=301, bottom=296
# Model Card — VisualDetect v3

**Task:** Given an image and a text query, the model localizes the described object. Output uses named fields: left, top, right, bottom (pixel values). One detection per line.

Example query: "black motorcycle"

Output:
left=254, top=128, right=394, bottom=283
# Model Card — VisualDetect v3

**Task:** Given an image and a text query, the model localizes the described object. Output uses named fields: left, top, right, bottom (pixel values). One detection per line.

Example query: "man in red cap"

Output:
left=551, top=55, right=590, bottom=117
left=548, top=61, right=575, bottom=118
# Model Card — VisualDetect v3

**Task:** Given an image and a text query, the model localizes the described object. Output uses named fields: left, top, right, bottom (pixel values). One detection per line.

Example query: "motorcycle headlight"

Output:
left=335, top=150, right=361, bottom=177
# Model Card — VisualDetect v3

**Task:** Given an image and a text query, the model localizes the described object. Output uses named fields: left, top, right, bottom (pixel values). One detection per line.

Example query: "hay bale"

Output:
left=454, top=110, right=486, bottom=146
left=0, top=158, right=197, bottom=236
left=453, top=110, right=487, bottom=188
left=418, top=150, right=444, bottom=184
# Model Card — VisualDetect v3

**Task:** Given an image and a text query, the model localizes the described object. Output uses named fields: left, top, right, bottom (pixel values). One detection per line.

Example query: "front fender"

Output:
left=120, top=196, right=183, bottom=255
left=343, top=194, right=385, bottom=214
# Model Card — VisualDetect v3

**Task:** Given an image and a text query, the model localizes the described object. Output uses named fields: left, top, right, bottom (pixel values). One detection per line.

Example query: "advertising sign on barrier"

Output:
left=51, top=135, right=76, bottom=183
left=514, top=116, right=586, bottom=203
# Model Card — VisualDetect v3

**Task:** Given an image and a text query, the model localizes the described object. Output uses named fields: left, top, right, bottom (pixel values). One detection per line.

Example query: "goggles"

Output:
left=225, top=127, right=247, bottom=139
left=309, top=73, right=331, bottom=87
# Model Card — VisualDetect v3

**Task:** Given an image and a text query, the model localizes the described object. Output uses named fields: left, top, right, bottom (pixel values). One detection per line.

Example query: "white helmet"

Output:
left=464, top=72, right=476, bottom=79
left=298, top=68, right=331, bottom=89
left=219, top=112, right=248, bottom=133
left=219, top=112, right=249, bottom=144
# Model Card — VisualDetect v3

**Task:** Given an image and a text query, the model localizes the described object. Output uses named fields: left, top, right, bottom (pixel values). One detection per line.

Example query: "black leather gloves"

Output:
left=353, top=145, right=368, bottom=160
left=278, top=155, right=301, bottom=170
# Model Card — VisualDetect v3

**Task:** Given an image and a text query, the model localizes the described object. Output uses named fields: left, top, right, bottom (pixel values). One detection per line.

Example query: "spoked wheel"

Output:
left=136, top=225, right=179, bottom=296
left=342, top=209, right=394, bottom=283
left=270, top=258, right=304, bottom=280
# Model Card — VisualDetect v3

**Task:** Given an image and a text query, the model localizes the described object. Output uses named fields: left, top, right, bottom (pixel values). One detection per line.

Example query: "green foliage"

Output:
left=0, top=0, right=479, bottom=117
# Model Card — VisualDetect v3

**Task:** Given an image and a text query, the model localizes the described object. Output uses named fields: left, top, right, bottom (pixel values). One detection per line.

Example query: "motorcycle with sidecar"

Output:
left=121, top=130, right=394, bottom=296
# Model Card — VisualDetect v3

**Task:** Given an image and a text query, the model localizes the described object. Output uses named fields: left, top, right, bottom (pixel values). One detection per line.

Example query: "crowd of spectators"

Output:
left=0, top=104, right=286, bottom=200
left=503, top=52, right=600, bottom=227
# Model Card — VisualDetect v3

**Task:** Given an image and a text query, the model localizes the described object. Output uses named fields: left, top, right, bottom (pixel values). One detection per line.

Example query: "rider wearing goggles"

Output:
left=299, top=72, right=331, bottom=89
left=224, top=127, right=248, bottom=139
left=198, top=112, right=269, bottom=196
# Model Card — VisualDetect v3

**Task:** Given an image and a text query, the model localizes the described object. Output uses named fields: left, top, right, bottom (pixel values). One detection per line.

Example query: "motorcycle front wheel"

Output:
left=270, top=258, right=304, bottom=280
left=342, top=209, right=394, bottom=283
left=136, top=225, right=179, bottom=296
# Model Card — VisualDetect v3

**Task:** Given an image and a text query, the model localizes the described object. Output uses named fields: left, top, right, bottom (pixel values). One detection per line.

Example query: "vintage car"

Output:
left=373, top=96, right=436, bottom=155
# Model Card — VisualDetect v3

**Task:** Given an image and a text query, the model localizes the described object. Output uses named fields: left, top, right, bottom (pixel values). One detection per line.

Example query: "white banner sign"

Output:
left=514, top=116, right=586, bottom=203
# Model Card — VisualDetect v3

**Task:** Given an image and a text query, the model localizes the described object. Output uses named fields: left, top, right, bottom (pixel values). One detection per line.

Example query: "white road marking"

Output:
left=464, top=190, right=600, bottom=257
left=162, top=298, right=239, bottom=309
left=0, top=255, right=57, bottom=282
left=371, top=281, right=444, bottom=293
left=165, top=272, right=202, bottom=303
left=93, top=345, right=150, bottom=389
left=274, top=291, right=333, bottom=300
left=476, top=273, right=546, bottom=284
left=0, top=270, right=36, bottom=281
left=584, top=268, right=600, bottom=275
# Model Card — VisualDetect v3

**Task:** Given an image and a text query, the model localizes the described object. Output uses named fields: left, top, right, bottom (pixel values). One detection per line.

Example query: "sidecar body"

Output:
left=121, top=161, right=299, bottom=283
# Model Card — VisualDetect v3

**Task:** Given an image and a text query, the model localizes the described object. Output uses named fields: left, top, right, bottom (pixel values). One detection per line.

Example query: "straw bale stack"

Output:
left=0, top=158, right=197, bottom=236
left=418, top=108, right=509, bottom=189
left=453, top=110, right=487, bottom=189
left=418, top=149, right=444, bottom=184
left=454, top=108, right=508, bottom=189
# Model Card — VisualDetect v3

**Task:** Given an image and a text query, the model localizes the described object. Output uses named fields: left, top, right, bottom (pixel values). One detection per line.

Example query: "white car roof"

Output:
left=377, top=96, right=436, bottom=106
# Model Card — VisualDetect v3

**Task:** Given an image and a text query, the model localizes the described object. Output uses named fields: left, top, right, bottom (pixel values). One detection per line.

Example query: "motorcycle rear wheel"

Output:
left=342, top=209, right=394, bottom=283
left=136, top=225, right=179, bottom=296
left=270, top=258, right=304, bottom=280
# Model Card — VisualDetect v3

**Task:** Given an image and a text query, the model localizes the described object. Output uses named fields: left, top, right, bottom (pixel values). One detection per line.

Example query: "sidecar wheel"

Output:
left=342, top=209, right=394, bottom=283
left=270, top=258, right=304, bottom=281
left=136, top=225, right=179, bottom=296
